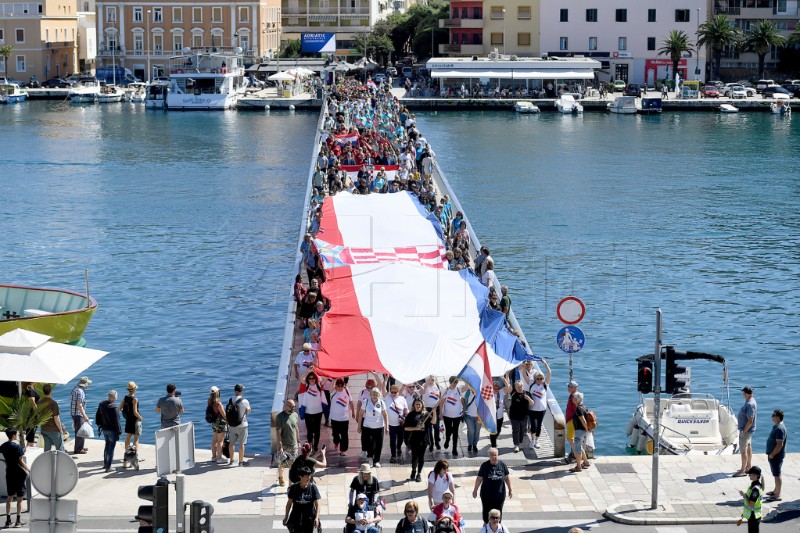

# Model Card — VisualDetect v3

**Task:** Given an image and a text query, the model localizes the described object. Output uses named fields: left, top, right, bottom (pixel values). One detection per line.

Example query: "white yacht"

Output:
left=607, top=95, right=639, bottom=114
left=514, top=101, right=540, bottom=114
left=770, top=93, right=791, bottom=115
left=626, top=351, right=739, bottom=456
left=166, top=48, right=246, bottom=110
left=145, top=80, right=170, bottom=109
left=69, top=76, right=101, bottom=103
left=127, top=82, right=147, bottom=103
left=96, top=84, right=125, bottom=103
left=555, top=94, right=583, bottom=114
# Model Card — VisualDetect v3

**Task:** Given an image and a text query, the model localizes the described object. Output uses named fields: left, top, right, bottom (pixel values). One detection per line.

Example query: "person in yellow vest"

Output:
left=737, top=465, right=763, bottom=532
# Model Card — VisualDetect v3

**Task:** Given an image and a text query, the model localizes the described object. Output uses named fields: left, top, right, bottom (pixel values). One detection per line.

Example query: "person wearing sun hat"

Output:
left=70, top=376, right=92, bottom=455
left=122, top=381, right=143, bottom=456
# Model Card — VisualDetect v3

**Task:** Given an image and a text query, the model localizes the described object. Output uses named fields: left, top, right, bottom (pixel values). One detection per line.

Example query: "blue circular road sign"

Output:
left=556, top=326, right=585, bottom=353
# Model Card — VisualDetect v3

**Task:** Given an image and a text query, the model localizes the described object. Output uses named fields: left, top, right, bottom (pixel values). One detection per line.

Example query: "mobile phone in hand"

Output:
left=321, top=444, right=327, bottom=451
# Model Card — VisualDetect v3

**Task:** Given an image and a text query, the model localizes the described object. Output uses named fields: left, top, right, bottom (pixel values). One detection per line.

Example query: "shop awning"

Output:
left=431, top=68, right=513, bottom=79
left=512, top=69, right=595, bottom=80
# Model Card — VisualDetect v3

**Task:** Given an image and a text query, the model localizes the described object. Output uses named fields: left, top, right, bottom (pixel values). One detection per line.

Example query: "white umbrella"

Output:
left=0, top=329, right=108, bottom=384
left=268, top=72, right=295, bottom=81
left=298, top=67, right=315, bottom=76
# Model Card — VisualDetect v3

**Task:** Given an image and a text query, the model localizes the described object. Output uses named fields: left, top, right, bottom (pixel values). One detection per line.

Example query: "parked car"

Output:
left=386, top=66, right=397, bottom=76
left=762, top=86, right=793, bottom=98
left=41, top=77, right=73, bottom=88
left=401, top=66, right=413, bottom=79
left=755, top=79, right=776, bottom=93
left=623, top=83, right=642, bottom=97
left=706, top=80, right=725, bottom=89
left=700, top=85, right=720, bottom=98
left=780, top=83, right=800, bottom=96
left=611, top=79, right=626, bottom=92
left=721, top=84, right=754, bottom=98
left=372, top=73, right=387, bottom=84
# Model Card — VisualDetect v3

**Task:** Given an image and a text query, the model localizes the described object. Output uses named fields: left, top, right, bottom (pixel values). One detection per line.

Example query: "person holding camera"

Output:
left=156, top=383, right=184, bottom=429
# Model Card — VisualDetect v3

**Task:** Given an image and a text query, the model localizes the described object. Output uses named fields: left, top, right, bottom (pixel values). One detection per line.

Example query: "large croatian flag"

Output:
left=457, top=342, right=498, bottom=433
left=333, top=132, right=359, bottom=146
left=315, top=239, right=447, bottom=269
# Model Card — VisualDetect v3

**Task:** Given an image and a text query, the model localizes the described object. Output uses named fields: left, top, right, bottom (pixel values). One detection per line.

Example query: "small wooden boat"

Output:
left=0, top=82, right=29, bottom=104
left=719, top=103, right=739, bottom=113
left=0, top=284, right=97, bottom=344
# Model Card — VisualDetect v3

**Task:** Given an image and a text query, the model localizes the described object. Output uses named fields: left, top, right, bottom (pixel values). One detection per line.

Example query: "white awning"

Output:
left=432, top=69, right=513, bottom=79
left=512, top=69, right=595, bottom=80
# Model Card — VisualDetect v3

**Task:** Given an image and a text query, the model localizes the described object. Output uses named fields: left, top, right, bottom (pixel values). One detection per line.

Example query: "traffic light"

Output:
left=189, top=500, right=214, bottom=533
left=137, top=476, right=169, bottom=533
left=637, top=360, right=653, bottom=394
left=665, top=345, right=688, bottom=395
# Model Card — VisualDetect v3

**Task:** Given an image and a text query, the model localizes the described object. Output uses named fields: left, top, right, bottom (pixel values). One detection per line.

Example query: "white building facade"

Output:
left=539, top=0, right=708, bottom=85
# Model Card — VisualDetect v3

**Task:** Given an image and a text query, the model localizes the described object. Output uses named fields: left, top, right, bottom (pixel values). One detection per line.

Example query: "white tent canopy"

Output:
left=0, top=329, right=108, bottom=384
left=268, top=72, right=295, bottom=81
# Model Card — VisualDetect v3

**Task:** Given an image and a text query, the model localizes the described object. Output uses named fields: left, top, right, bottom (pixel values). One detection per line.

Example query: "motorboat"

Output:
left=0, top=81, right=28, bottom=104
left=96, top=84, right=125, bottom=103
left=514, top=101, right=540, bottom=114
left=165, top=48, right=246, bottom=110
left=145, top=80, right=170, bottom=109
left=0, top=284, right=98, bottom=345
left=638, top=97, right=663, bottom=114
left=69, top=76, right=101, bottom=103
left=555, top=94, right=583, bottom=114
left=127, top=82, right=147, bottom=103
left=626, top=350, right=739, bottom=456
left=607, top=96, right=638, bottom=114
left=719, top=103, right=739, bottom=113
left=770, top=93, right=791, bottom=115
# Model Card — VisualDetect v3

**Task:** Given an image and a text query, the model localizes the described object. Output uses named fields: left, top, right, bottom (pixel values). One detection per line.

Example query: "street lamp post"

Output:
left=146, top=9, right=151, bottom=82
left=502, top=8, right=506, bottom=56
left=695, top=8, right=701, bottom=80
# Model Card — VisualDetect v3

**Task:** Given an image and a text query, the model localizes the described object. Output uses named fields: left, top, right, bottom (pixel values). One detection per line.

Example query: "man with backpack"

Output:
left=226, top=384, right=251, bottom=466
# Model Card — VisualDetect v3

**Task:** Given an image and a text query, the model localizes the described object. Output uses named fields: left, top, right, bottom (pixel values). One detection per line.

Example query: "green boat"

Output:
left=0, top=284, right=97, bottom=345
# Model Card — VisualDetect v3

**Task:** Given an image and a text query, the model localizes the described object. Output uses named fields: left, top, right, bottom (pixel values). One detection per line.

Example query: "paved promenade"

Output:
left=18, top=437, right=797, bottom=530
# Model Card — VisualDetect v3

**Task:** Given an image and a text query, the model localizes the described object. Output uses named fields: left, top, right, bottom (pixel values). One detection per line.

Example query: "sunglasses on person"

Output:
left=490, top=516, right=501, bottom=521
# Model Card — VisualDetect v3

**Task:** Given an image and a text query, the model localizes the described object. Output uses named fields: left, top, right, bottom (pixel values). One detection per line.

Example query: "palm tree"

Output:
left=742, top=19, right=787, bottom=80
left=0, top=396, right=53, bottom=451
left=697, top=15, right=742, bottom=81
left=658, top=30, right=695, bottom=85
left=0, top=45, right=13, bottom=79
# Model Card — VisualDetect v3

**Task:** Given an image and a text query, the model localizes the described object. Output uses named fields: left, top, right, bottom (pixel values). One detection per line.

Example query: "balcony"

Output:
left=439, top=43, right=484, bottom=55
left=440, top=17, right=484, bottom=28
left=713, top=7, right=741, bottom=15
left=441, top=18, right=461, bottom=27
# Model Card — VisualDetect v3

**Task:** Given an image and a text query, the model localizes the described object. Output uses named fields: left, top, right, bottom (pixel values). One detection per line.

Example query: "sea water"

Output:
left=1, top=101, right=797, bottom=455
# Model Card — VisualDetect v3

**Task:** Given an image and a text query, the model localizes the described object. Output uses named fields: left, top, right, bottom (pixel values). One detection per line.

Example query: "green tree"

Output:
left=0, top=396, right=53, bottom=451
left=697, top=14, right=742, bottom=81
left=0, top=45, right=13, bottom=79
left=280, top=39, right=302, bottom=58
left=658, top=30, right=695, bottom=82
left=742, top=19, right=786, bottom=80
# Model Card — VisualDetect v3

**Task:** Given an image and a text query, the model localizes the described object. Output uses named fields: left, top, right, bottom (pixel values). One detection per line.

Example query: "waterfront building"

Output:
left=713, top=0, right=799, bottom=80
left=95, top=0, right=281, bottom=81
left=280, top=0, right=396, bottom=57
left=539, top=0, right=708, bottom=86
left=0, top=0, right=82, bottom=81
left=439, top=0, right=540, bottom=58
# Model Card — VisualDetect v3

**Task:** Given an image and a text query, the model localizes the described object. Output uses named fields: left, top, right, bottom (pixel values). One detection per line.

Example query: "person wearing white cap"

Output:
left=70, top=376, right=92, bottom=455
left=345, top=492, right=382, bottom=533
left=294, top=343, right=318, bottom=379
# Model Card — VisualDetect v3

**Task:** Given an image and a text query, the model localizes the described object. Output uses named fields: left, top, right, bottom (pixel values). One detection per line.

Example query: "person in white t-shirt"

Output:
left=358, top=387, right=389, bottom=468
left=423, top=376, right=443, bottom=451
left=489, top=376, right=511, bottom=449
left=427, top=460, right=456, bottom=509
left=385, top=385, right=409, bottom=463
left=526, top=359, right=551, bottom=450
left=356, top=374, right=384, bottom=459
left=438, top=377, right=464, bottom=456
left=294, top=343, right=317, bottom=379
left=329, top=379, right=355, bottom=456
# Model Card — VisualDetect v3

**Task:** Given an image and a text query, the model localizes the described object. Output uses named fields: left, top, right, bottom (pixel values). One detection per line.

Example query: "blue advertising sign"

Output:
left=301, top=33, right=336, bottom=53
left=556, top=326, right=585, bottom=353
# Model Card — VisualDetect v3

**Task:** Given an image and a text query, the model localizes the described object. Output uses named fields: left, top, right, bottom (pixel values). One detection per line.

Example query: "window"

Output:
left=647, top=36, right=655, bottom=50
left=212, top=7, right=222, bottom=22
left=106, top=6, right=116, bottom=22
left=490, top=7, right=504, bottom=19
left=239, top=34, right=249, bottom=50
left=615, top=9, right=627, bottom=22
left=239, top=6, right=249, bottom=21
left=648, top=9, right=656, bottom=22
left=192, top=34, right=203, bottom=47
left=675, top=9, right=690, bottom=22
left=461, top=7, right=467, bottom=18
left=0, top=58, right=4, bottom=72
left=1, top=28, right=5, bottom=43
left=173, top=34, right=183, bottom=50
left=472, top=33, right=481, bottom=45
left=618, top=36, right=627, bottom=50
left=518, top=32, right=530, bottom=45
left=153, top=7, right=163, bottom=22
left=490, top=32, right=503, bottom=45
left=193, top=7, right=202, bottom=22
left=154, top=34, right=163, bottom=52
left=452, top=8, right=458, bottom=18
left=586, top=8, right=597, bottom=22
left=518, top=6, right=530, bottom=19
left=15, top=28, right=24, bottom=43
left=473, top=7, right=481, bottom=18
left=173, top=7, right=182, bottom=22
left=560, top=8, right=568, bottom=22
left=134, top=7, right=143, bottom=22
left=16, top=55, right=25, bottom=71
left=589, top=36, right=597, bottom=50
left=134, top=33, right=143, bottom=52
left=560, top=36, right=568, bottom=50
left=461, top=33, right=468, bottom=44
